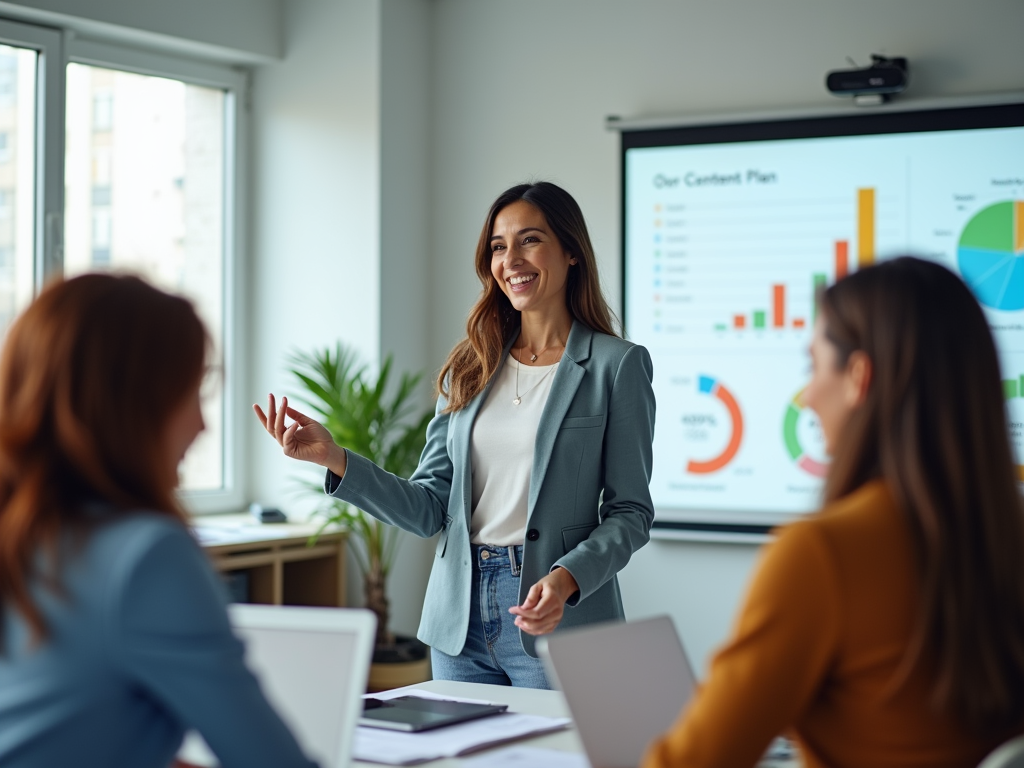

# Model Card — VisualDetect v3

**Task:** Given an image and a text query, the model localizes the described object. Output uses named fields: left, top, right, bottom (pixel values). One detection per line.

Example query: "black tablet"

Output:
left=359, top=696, right=508, bottom=732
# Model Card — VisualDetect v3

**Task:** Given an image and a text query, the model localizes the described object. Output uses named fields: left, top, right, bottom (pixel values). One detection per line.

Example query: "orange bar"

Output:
left=792, top=318, right=806, bottom=329
left=858, top=188, right=875, bottom=266
left=772, top=285, right=785, bottom=328
left=1016, top=201, right=1024, bottom=253
left=835, top=240, right=849, bottom=279
left=733, top=314, right=746, bottom=329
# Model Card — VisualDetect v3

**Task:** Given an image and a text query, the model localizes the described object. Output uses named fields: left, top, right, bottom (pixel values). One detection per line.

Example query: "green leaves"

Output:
left=288, top=345, right=433, bottom=587
left=287, top=346, right=432, bottom=478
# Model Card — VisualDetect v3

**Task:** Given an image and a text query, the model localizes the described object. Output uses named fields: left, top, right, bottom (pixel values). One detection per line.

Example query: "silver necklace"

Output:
left=513, top=342, right=560, bottom=406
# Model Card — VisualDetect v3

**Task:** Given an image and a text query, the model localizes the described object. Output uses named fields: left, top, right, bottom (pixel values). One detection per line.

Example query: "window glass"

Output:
left=64, top=63, right=226, bottom=492
left=0, top=46, right=36, bottom=336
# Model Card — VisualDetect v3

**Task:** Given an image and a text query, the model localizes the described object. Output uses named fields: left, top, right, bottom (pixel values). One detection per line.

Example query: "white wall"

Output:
left=377, top=0, right=436, bottom=638
left=425, top=0, right=1024, bottom=672
left=248, top=0, right=434, bottom=638
left=247, top=0, right=381, bottom=551
left=0, top=0, right=282, bottom=61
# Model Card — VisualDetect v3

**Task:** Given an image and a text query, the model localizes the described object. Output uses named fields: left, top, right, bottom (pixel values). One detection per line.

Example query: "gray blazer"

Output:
left=327, top=320, right=655, bottom=657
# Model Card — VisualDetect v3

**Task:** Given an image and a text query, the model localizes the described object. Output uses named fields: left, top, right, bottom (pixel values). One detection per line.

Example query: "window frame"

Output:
left=0, top=18, right=64, bottom=294
left=64, top=39, right=249, bottom=515
left=0, top=21, right=250, bottom=514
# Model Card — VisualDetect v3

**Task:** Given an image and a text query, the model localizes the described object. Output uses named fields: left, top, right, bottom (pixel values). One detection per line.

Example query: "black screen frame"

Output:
left=620, top=101, right=1024, bottom=538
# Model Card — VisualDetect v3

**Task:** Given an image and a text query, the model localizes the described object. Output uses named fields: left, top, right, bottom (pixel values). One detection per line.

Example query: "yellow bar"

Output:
left=858, top=188, right=875, bottom=266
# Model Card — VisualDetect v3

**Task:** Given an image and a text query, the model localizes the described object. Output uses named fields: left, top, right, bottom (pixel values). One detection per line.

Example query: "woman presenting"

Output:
left=256, top=181, right=655, bottom=688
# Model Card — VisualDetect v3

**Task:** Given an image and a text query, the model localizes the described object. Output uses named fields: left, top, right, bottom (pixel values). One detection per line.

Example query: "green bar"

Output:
left=1005, top=379, right=1019, bottom=399
left=753, top=310, right=766, bottom=329
left=714, top=323, right=727, bottom=331
left=813, top=273, right=827, bottom=322
left=1020, top=375, right=1024, bottom=398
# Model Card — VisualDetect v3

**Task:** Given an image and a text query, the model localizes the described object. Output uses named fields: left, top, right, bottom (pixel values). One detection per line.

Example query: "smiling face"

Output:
left=489, top=200, right=575, bottom=318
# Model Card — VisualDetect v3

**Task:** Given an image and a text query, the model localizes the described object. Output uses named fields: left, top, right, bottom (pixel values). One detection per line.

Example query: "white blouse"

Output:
left=469, top=354, right=558, bottom=546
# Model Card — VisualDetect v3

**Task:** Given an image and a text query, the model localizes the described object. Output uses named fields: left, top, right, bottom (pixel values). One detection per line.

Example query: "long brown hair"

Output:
left=0, top=274, right=208, bottom=644
left=438, top=182, right=616, bottom=412
left=820, top=256, right=1024, bottom=735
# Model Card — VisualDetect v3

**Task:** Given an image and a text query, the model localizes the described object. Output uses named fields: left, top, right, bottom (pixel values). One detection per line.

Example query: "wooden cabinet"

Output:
left=195, top=515, right=346, bottom=607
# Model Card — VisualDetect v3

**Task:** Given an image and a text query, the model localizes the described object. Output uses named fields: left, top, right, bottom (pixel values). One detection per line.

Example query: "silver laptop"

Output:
left=178, top=605, right=376, bottom=768
left=537, top=615, right=697, bottom=768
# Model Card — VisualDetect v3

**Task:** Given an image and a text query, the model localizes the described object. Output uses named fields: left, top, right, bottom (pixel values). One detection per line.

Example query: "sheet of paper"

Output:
left=363, top=688, right=501, bottom=706
left=461, top=746, right=591, bottom=768
left=192, top=524, right=297, bottom=545
left=353, top=712, right=572, bottom=765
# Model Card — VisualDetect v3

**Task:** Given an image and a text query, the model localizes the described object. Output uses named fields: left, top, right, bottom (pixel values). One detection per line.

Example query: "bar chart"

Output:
left=716, top=187, right=875, bottom=333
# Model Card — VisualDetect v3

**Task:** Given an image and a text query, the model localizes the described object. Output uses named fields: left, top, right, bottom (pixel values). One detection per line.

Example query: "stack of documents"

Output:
left=354, top=690, right=571, bottom=765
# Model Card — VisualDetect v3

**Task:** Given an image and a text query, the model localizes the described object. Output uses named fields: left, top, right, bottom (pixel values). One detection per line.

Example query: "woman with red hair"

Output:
left=0, top=275, right=316, bottom=768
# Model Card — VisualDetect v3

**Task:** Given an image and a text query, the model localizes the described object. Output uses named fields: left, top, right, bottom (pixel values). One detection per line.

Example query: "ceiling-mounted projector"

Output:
left=826, top=55, right=908, bottom=105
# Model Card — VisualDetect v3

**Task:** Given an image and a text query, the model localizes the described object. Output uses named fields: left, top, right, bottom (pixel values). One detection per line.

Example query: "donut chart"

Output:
left=783, top=388, right=828, bottom=478
left=686, top=375, right=743, bottom=474
left=957, top=201, right=1024, bottom=311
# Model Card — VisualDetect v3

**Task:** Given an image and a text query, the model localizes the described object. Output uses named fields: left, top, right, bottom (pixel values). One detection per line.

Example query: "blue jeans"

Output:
left=430, top=544, right=551, bottom=689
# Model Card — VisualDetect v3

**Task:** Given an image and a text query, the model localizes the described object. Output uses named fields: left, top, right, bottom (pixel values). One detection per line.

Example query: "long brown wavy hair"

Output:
left=0, top=274, right=208, bottom=645
left=820, top=256, right=1024, bottom=735
left=438, top=182, right=616, bottom=412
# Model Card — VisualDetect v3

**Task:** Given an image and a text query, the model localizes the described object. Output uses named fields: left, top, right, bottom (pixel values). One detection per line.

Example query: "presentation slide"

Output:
left=624, top=120, right=1024, bottom=527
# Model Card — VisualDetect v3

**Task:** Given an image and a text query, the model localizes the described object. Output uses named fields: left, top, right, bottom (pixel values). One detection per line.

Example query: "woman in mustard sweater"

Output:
left=644, top=257, right=1024, bottom=768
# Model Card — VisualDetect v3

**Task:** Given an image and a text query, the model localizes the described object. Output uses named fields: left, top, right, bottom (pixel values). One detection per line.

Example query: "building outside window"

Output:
left=0, top=19, right=246, bottom=511
left=65, top=63, right=229, bottom=494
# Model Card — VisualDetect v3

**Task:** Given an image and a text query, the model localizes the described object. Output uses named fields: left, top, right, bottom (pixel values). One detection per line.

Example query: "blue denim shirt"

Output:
left=0, top=511, right=317, bottom=768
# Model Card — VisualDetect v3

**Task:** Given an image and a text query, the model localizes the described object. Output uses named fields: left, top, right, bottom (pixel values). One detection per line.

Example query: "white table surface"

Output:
left=352, top=680, right=800, bottom=768
left=353, top=680, right=582, bottom=767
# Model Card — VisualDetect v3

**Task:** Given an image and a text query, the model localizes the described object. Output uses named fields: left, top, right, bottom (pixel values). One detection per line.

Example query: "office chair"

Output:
left=979, top=736, right=1024, bottom=768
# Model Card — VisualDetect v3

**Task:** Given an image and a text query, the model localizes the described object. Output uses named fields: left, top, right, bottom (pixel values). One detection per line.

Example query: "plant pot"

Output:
left=367, top=634, right=431, bottom=692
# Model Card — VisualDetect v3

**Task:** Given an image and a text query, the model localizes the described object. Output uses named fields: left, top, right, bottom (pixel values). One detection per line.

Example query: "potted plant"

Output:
left=289, top=343, right=435, bottom=689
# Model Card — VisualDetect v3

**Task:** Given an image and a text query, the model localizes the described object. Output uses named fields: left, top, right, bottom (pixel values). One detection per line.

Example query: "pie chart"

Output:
left=957, top=201, right=1024, bottom=311
left=686, top=375, right=743, bottom=475
left=782, top=388, right=828, bottom=478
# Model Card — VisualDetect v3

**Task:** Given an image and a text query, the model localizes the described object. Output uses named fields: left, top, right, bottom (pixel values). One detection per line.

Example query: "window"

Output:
left=66, top=62, right=229, bottom=494
left=0, top=32, right=40, bottom=347
left=92, top=89, right=112, bottom=131
left=0, top=22, right=247, bottom=512
left=0, top=54, right=16, bottom=108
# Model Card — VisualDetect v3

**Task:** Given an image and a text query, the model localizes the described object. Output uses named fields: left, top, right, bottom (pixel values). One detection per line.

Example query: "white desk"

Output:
left=353, top=680, right=580, bottom=767
left=353, top=680, right=799, bottom=768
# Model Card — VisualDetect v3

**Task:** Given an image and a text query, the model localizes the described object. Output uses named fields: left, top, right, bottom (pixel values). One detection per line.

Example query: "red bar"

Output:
left=792, top=318, right=806, bottom=329
left=772, top=285, right=785, bottom=328
left=835, top=240, right=849, bottom=279
left=733, top=314, right=746, bottom=329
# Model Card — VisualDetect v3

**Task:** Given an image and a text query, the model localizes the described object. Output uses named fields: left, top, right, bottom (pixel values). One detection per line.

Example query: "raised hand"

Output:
left=253, top=394, right=348, bottom=477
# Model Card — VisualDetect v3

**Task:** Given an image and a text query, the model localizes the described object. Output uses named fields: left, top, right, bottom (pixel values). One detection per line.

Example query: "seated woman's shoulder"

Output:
left=86, top=511, right=195, bottom=570
left=817, top=480, right=896, bottom=523
left=776, top=480, right=900, bottom=553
